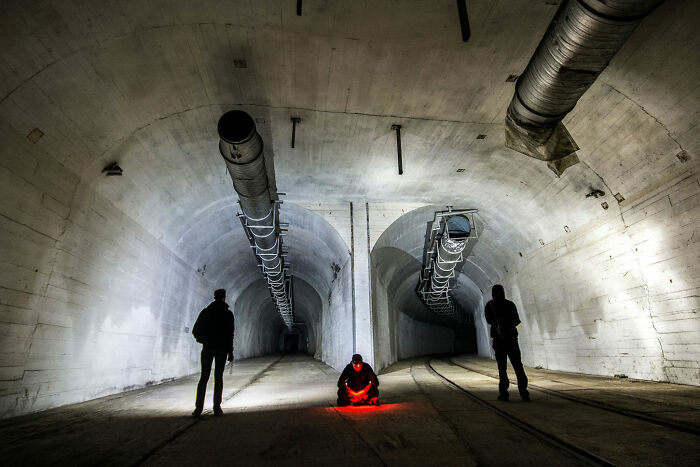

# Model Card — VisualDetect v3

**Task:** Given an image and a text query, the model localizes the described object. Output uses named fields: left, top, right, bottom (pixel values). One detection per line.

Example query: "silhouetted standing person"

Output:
left=485, top=284, right=529, bottom=402
left=191, top=288, right=235, bottom=416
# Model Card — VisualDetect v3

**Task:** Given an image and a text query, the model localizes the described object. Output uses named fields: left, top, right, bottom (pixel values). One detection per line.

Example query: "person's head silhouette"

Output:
left=492, top=284, right=505, bottom=300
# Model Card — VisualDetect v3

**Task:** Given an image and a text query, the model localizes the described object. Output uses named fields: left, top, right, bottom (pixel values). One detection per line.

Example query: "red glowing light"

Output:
left=334, top=403, right=403, bottom=412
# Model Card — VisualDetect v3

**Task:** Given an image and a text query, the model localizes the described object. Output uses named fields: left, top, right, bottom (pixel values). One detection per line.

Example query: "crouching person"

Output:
left=337, top=354, right=379, bottom=406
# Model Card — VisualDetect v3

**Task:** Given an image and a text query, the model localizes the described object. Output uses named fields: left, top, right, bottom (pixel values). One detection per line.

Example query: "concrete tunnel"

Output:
left=0, top=0, right=699, bottom=465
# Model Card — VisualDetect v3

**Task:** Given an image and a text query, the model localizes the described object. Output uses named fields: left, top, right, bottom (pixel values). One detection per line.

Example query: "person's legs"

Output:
left=194, top=349, right=214, bottom=414
left=493, top=339, right=510, bottom=400
left=212, top=352, right=227, bottom=414
left=507, top=338, right=529, bottom=401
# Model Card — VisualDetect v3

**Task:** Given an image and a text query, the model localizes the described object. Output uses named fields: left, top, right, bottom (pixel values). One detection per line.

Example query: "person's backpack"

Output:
left=192, top=308, right=207, bottom=343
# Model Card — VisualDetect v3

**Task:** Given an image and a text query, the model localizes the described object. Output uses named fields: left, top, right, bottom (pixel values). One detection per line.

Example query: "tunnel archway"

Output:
left=180, top=201, right=352, bottom=367
left=371, top=205, right=493, bottom=370
left=0, top=0, right=697, bottom=422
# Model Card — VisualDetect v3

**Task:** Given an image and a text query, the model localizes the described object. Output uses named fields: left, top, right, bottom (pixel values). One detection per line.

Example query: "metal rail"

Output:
left=449, top=358, right=700, bottom=437
left=425, top=358, right=614, bottom=466
left=132, top=355, right=286, bottom=466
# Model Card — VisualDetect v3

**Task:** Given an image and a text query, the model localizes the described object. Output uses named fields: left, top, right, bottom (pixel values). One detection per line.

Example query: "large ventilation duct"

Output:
left=217, top=110, right=293, bottom=329
left=505, top=0, right=662, bottom=176
left=417, top=209, right=478, bottom=319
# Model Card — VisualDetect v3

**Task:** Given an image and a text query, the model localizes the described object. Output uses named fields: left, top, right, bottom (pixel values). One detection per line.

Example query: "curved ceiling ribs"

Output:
left=0, top=0, right=695, bottom=363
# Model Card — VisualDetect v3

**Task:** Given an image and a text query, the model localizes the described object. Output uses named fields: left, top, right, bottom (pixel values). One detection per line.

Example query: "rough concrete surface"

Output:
left=1, top=0, right=699, bottom=423
left=1, top=354, right=698, bottom=466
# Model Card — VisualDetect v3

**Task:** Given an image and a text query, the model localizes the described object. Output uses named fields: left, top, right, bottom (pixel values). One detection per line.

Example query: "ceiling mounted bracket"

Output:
left=291, top=117, right=301, bottom=148
left=391, top=124, right=403, bottom=175
left=456, top=0, right=471, bottom=42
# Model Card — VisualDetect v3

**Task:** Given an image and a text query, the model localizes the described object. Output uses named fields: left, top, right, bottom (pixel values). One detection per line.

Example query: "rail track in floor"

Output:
left=448, top=357, right=700, bottom=437
left=133, top=354, right=285, bottom=466
left=424, top=358, right=614, bottom=466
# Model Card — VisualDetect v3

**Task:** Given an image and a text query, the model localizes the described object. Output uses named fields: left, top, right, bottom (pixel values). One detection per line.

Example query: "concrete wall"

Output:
left=0, top=159, right=210, bottom=418
left=231, top=281, right=282, bottom=360
left=502, top=172, right=700, bottom=384
left=397, top=313, right=455, bottom=360
left=321, top=257, right=354, bottom=371
left=474, top=296, right=492, bottom=359
left=371, top=262, right=395, bottom=371
left=371, top=262, right=458, bottom=367
left=370, top=205, right=480, bottom=371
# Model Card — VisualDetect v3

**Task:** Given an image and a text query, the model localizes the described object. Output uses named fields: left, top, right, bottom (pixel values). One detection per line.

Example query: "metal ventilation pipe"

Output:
left=505, top=0, right=662, bottom=175
left=417, top=210, right=477, bottom=319
left=217, top=110, right=293, bottom=329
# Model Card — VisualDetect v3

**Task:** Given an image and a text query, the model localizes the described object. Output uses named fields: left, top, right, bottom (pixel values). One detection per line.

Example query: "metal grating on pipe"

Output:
left=217, top=110, right=294, bottom=329
left=417, top=208, right=478, bottom=319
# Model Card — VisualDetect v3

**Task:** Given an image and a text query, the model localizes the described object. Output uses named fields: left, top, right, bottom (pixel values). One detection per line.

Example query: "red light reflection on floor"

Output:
left=334, top=403, right=404, bottom=412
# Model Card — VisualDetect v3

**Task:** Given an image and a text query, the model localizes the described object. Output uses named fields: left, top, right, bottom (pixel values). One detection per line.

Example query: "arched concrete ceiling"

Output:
left=233, top=274, right=321, bottom=357
left=1, top=0, right=697, bottom=321
left=168, top=199, right=348, bottom=332
left=373, top=205, right=490, bottom=325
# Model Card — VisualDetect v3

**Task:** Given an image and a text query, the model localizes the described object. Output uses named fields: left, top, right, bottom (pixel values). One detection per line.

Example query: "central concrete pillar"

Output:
left=351, top=201, right=374, bottom=366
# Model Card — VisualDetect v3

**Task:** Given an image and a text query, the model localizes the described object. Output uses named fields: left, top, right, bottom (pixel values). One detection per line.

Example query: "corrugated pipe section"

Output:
left=217, top=110, right=293, bottom=329
left=505, top=0, right=662, bottom=175
left=417, top=211, right=476, bottom=320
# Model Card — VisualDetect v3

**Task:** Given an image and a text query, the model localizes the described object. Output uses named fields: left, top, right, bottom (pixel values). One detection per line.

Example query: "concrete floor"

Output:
left=1, top=354, right=698, bottom=466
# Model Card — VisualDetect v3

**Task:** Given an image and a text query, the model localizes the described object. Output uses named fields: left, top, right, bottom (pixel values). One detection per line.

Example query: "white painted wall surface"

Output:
left=321, top=258, right=354, bottom=371
left=506, top=173, right=700, bottom=384
left=0, top=177, right=209, bottom=418
left=397, top=313, right=455, bottom=360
